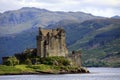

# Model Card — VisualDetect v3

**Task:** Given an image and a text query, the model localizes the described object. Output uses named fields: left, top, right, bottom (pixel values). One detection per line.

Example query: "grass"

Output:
left=0, top=56, right=89, bottom=74
left=15, top=65, right=34, bottom=72
left=27, top=64, right=53, bottom=72
left=0, top=65, right=22, bottom=74
left=0, top=64, right=86, bottom=75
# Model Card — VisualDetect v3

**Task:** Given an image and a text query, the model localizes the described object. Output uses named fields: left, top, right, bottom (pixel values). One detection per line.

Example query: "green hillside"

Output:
left=48, top=18, right=120, bottom=67
left=0, top=7, right=102, bottom=63
left=0, top=17, right=120, bottom=67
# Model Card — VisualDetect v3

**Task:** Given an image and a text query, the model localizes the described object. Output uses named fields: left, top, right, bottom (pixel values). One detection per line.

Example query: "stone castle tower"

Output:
left=2, top=28, right=82, bottom=67
left=36, top=28, right=68, bottom=57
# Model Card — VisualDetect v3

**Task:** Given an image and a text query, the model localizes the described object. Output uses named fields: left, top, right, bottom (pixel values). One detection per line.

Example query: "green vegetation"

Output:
left=1, top=56, right=89, bottom=75
left=0, top=18, right=120, bottom=67
left=48, top=18, right=120, bottom=67
left=80, top=38, right=120, bottom=67
left=0, top=64, right=88, bottom=75
left=67, top=19, right=120, bottom=67
left=3, top=56, right=71, bottom=66
left=25, top=58, right=32, bottom=65
left=3, top=56, right=19, bottom=66
left=39, top=56, right=70, bottom=66
left=0, top=65, right=21, bottom=74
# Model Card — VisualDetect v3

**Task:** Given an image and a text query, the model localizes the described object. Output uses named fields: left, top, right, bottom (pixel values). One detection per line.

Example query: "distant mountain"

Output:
left=111, top=15, right=120, bottom=19
left=0, top=18, right=120, bottom=67
left=0, top=7, right=103, bottom=63
left=0, top=7, right=120, bottom=67
left=47, top=18, right=120, bottom=67
left=0, top=7, right=101, bottom=36
left=0, top=27, right=38, bottom=63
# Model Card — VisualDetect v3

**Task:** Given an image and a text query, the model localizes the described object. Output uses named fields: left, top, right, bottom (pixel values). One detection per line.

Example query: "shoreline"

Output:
left=0, top=71, right=90, bottom=76
left=0, top=67, right=90, bottom=76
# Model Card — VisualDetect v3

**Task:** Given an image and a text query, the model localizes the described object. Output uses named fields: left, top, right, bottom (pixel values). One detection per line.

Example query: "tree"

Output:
left=5, top=56, right=19, bottom=66
left=25, top=58, right=32, bottom=65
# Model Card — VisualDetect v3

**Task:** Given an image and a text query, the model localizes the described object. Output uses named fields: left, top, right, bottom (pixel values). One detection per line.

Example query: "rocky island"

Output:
left=0, top=28, right=89, bottom=75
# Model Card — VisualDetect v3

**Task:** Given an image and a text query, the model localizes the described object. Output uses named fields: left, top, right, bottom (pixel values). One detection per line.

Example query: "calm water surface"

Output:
left=0, top=68, right=120, bottom=80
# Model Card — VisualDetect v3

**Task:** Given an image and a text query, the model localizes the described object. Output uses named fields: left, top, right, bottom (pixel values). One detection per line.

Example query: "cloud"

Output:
left=0, top=0, right=22, bottom=12
left=0, top=0, right=119, bottom=17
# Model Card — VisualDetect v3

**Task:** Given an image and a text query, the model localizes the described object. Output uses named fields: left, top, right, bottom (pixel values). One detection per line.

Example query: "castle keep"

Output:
left=2, top=28, right=81, bottom=67
left=36, top=28, right=68, bottom=57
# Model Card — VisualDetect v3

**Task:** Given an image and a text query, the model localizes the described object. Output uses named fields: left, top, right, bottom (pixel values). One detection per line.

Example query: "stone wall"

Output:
left=68, top=51, right=82, bottom=67
left=2, top=28, right=82, bottom=67
left=37, top=28, right=68, bottom=57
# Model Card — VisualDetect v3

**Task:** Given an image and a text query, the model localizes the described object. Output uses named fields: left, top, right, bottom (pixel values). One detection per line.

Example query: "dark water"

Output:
left=0, top=68, right=120, bottom=80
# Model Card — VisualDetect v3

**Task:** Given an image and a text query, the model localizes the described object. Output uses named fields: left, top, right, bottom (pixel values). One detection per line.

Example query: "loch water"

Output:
left=0, top=68, right=120, bottom=80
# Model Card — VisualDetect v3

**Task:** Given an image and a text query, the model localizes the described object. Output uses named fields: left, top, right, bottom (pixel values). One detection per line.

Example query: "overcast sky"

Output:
left=0, top=0, right=120, bottom=17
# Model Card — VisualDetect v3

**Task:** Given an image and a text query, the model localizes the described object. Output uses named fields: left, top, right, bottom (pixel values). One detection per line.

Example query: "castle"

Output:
left=36, top=28, right=68, bottom=57
left=36, top=28, right=81, bottom=66
left=2, top=28, right=81, bottom=66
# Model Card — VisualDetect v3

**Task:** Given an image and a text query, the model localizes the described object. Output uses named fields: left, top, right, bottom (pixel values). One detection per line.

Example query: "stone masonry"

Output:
left=2, top=28, right=82, bottom=67
left=36, top=28, right=68, bottom=57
